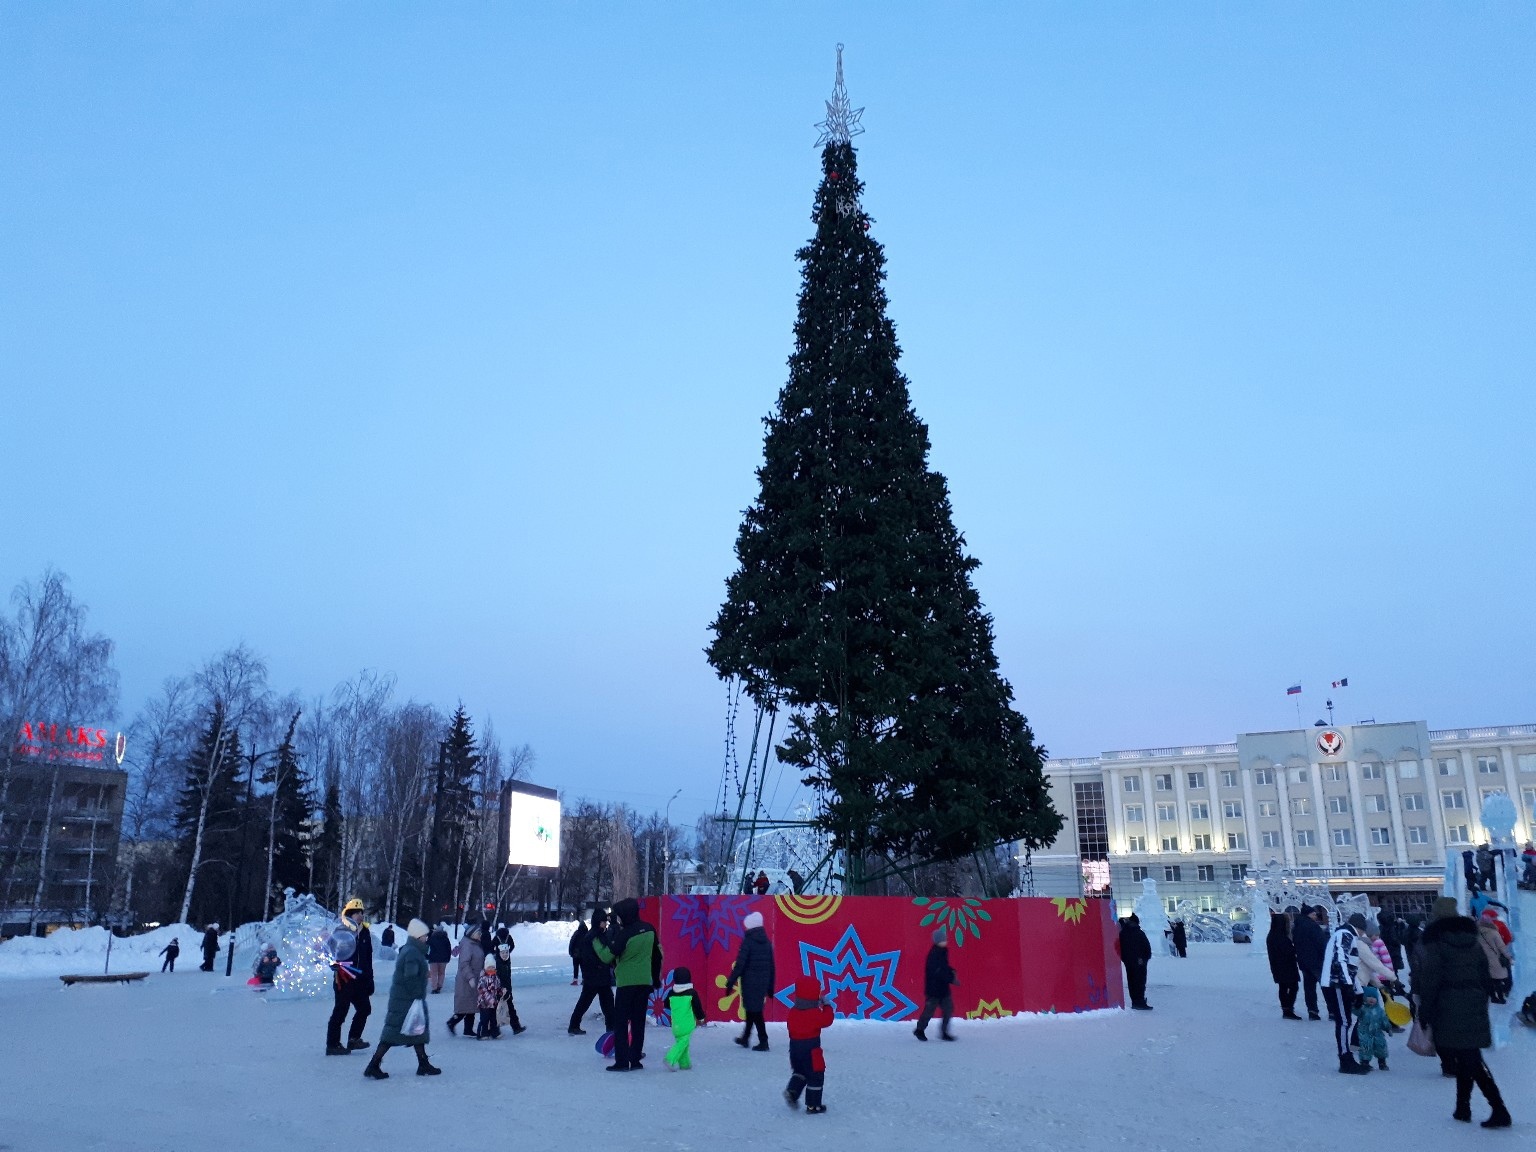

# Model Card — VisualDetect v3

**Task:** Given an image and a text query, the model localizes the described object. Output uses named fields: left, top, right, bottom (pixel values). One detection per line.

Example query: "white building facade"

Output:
left=1032, top=721, right=1536, bottom=918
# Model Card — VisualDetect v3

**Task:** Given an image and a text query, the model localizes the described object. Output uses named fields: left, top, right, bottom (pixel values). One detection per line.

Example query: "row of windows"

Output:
left=1124, top=823, right=1449, bottom=852
left=1121, top=753, right=1536, bottom=797
left=1120, top=785, right=1534, bottom=827
left=1130, top=864, right=1250, bottom=884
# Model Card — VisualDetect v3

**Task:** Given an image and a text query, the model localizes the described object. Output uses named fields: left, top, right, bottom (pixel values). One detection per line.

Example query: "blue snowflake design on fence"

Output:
left=773, top=923, right=917, bottom=1021
left=670, top=894, right=754, bottom=954
left=649, top=968, right=677, bottom=1025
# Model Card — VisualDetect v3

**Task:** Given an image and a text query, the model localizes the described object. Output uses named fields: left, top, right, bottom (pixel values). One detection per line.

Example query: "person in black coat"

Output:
left=380, top=924, right=396, bottom=949
left=1119, top=914, right=1153, bottom=1010
left=427, top=925, right=452, bottom=993
left=568, top=918, right=589, bottom=985
left=1171, top=920, right=1188, bottom=958
left=159, top=938, right=179, bottom=973
left=1290, top=905, right=1328, bottom=1020
left=567, top=908, right=615, bottom=1036
left=726, top=911, right=776, bottom=1050
left=326, top=898, right=375, bottom=1055
left=1266, top=911, right=1302, bottom=1019
left=199, top=924, right=220, bottom=971
left=914, top=929, right=957, bottom=1040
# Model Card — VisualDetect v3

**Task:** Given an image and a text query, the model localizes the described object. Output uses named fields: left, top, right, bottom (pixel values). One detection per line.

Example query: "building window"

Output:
left=1481, top=787, right=1505, bottom=806
left=1364, top=794, right=1388, bottom=813
left=1289, top=767, right=1309, bottom=784
left=1523, top=787, right=1536, bottom=813
left=1165, top=896, right=1179, bottom=914
left=1187, top=771, right=1206, bottom=789
left=1446, top=824, right=1470, bottom=844
left=1163, top=865, right=1182, bottom=882
left=1477, top=755, right=1501, bottom=775
left=1130, top=866, right=1149, bottom=882
left=1291, top=797, right=1311, bottom=816
left=1198, top=894, right=1219, bottom=912
left=1257, top=800, right=1278, bottom=817
left=1124, top=804, right=1144, bottom=823
left=1518, top=754, right=1536, bottom=773
left=1361, top=762, right=1384, bottom=780
left=1161, top=836, right=1180, bottom=852
left=1332, top=828, right=1353, bottom=846
left=1370, top=827, right=1392, bottom=846
left=1123, top=775, right=1142, bottom=793
left=1328, top=795, right=1350, bottom=815
left=1073, top=781, right=1109, bottom=862
left=1155, top=773, right=1173, bottom=791
left=1223, top=800, right=1243, bottom=819
left=1261, top=830, right=1282, bottom=848
left=1296, top=829, right=1317, bottom=847
left=1441, top=789, right=1466, bottom=810
left=1227, top=832, right=1247, bottom=850
left=1231, top=864, right=1249, bottom=880
left=1407, top=826, right=1429, bottom=845
left=1189, top=802, right=1210, bottom=821
left=1192, top=833, right=1212, bottom=850
left=1324, top=764, right=1345, bottom=782
left=1438, top=758, right=1459, bottom=777
left=1156, top=802, right=1176, bottom=822
left=1254, top=768, right=1275, bottom=786
left=1221, top=770, right=1238, bottom=788
left=1398, top=759, right=1419, bottom=778
left=1402, top=793, right=1425, bottom=811
left=1127, top=835, right=1147, bottom=852
left=1197, top=864, right=1215, bottom=882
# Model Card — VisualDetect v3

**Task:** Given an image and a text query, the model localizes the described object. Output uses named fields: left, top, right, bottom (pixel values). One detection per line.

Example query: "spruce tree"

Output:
left=708, top=54, right=1061, bottom=890
left=172, top=705, right=244, bottom=924
left=312, top=780, right=343, bottom=909
left=260, top=711, right=311, bottom=909
left=424, top=706, right=481, bottom=919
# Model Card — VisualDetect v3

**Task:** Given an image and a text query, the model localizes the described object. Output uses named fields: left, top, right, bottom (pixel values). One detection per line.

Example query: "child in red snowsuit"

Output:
left=784, top=976, right=833, bottom=1114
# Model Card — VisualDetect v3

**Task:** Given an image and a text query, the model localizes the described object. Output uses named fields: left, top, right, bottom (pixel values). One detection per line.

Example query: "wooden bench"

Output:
left=60, top=971, right=150, bottom=986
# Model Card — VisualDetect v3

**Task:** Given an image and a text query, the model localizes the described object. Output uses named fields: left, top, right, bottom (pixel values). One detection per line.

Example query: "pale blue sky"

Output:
left=3, top=4, right=1533, bottom=821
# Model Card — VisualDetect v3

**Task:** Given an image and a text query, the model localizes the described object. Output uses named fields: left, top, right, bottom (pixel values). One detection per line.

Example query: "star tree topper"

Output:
left=814, top=43, right=865, bottom=147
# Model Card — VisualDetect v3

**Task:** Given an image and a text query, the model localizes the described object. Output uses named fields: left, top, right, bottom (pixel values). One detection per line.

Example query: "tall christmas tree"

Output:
left=707, top=48, right=1061, bottom=892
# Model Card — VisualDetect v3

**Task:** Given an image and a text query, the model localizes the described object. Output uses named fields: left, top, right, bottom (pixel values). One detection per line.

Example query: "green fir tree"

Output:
left=260, top=711, right=312, bottom=904
left=708, top=60, right=1061, bottom=891
left=172, top=703, right=245, bottom=924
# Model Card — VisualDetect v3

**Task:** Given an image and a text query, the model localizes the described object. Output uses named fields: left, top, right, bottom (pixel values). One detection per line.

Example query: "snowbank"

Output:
left=0, top=923, right=205, bottom=979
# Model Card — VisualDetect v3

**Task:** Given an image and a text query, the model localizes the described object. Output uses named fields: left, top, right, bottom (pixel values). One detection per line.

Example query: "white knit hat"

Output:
left=408, top=918, right=431, bottom=940
left=744, top=911, right=764, bottom=930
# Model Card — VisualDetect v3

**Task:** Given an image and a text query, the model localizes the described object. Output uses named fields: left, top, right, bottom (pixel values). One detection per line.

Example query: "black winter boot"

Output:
left=363, top=1044, right=389, bottom=1080
left=1338, top=1053, right=1369, bottom=1076
left=414, top=1047, right=441, bottom=1076
left=347, top=1037, right=370, bottom=1051
left=1475, top=1062, right=1510, bottom=1128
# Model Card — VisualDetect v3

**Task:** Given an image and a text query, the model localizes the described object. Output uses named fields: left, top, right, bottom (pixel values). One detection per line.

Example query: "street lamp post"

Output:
left=662, top=790, right=682, bottom=895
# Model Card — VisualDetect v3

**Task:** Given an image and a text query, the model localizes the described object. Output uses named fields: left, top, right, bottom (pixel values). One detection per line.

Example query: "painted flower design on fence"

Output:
left=1051, top=897, right=1088, bottom=924
left=913, top=896, right=991, bottom=945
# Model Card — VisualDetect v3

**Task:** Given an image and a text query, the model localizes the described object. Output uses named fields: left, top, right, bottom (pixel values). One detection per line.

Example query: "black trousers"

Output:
left=740, top=1010, right=769, bottom=1045
left=1441, top=1047, right=1505, bottom=1115
left=1320, top=985, right=1356, bottom=1057
left=570, top=984, right=615, bottom=1032
left=1124, top=959, right=1148, bottom=1006
left=786, top=1038, right=825, bottom=1108
left=161, top=956, right=175, bottom=973
left=1276, top=980, right=1298, bottom=1015
left=1301, top=976, right=1319, bottom=1016
left=200, top=950, right=217, bottom=972
left=916, top=994, right=954, bottom=1036
left=326, top=981, right=371, bottom=1047
left=612, top=985, right=649, bottom=1068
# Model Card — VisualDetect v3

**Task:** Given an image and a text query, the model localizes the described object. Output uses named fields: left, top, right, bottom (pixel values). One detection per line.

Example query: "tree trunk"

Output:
left=179, top=723, right=230, bottom=926
left=263, top=787, right=278, bottom=922
left=26, top=765, right=63, bottom=933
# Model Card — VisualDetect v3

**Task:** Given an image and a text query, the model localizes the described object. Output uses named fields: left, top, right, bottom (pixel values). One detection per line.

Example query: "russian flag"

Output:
left=1286, top=683, right=1302, bottom=696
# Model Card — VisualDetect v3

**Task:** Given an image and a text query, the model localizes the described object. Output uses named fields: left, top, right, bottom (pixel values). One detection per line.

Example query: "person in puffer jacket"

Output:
left=727, top=911, right=776, bottom=1051
left=476, top=956, right=501, bottom=1039
left=1476, top=911, right=1513, bottom=1004
left=1416, top=897, right=1510, bottom=1128
left=783, top=976, right=833, bottom=1115
left=1353, top=985, right=1390, bottom=1071
left=664, top=966, right=707, bottom=1071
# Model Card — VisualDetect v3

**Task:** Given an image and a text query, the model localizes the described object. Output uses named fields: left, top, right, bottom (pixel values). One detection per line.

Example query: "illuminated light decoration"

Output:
left=772, top=923, right=917, bottom=1021
left=672, top=894, right=753, bottom=954
left=813, top=44, right=865, bottom=148
left=913, top=897, right=992, bottom=946
left=775, top=893, right=843, bottom=926
left=1051, top=897, right=1088, bottom=925
left=966, top=998, right=1011, bottom=1020
left=113, top=732, right=127, bottom=766
left=268, top=889, right=337, bottom=998
left=12, top=722, right=112, bottom=764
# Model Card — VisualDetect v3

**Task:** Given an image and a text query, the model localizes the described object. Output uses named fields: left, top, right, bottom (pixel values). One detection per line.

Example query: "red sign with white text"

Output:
left=13, top=722, right=112, bottom=764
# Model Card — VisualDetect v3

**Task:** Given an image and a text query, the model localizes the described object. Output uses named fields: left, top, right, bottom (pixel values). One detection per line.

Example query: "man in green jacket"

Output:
left=592, top=897, right=661, bottom=1071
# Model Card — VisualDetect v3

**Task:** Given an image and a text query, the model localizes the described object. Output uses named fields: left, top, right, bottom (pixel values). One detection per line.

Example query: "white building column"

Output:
left=1345, top=760, right=1370, bottom=866
left=1461, top=749, right=1483, bottom=842
left=1107, top=769, right=1126, bottom=854
left=1426, top=756, right=1449, bottom=854
left=1240, top=769, right=1260, bottom=866
left=1140, top=767, right=1156, bottom=852
left=1172, top=765, right=1192, bottom=851
left=1384, top=762, right=1409, bottom=866
left=1275, top=765, right=1297, bottom=868
left=1501, top=746, right=1530, bottom=843
left=1310, top=766, right=1334, bottom=867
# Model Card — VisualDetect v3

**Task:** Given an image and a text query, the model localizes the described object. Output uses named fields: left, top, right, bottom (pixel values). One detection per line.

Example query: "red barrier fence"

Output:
left=636, top=895, right=1124, bottom=1025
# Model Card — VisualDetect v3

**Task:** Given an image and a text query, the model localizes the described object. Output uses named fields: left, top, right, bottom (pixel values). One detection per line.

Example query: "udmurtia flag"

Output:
left=1331, top=677, right=1349, bottom=688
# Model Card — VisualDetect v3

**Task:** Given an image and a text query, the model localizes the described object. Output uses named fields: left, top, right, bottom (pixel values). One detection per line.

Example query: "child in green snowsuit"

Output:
left=1354, top=985, right=1389, bottom=1070
left=664, top=966, right=707, bottom=1070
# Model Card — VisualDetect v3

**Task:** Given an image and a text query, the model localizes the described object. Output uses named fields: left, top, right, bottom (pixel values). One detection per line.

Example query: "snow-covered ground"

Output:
left=0, top=943, right=1527, bottom=1150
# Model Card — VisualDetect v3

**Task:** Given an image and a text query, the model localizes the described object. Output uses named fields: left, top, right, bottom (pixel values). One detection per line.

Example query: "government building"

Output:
left=1033, top=720, right=1536, bottom=918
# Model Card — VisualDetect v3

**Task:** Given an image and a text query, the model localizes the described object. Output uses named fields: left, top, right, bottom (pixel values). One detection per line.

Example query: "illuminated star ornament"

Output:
left=814, top=43, right=865, bottom=147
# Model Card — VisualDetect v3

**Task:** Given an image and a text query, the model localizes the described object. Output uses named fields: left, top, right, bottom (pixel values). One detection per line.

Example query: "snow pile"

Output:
left=0, top=923, right=202, bottom=979
left=511, top=919, right=578, bottom=958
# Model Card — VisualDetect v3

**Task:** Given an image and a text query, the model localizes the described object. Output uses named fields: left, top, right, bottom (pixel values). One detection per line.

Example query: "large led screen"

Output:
left=508, top=785, right=561, bottom=868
